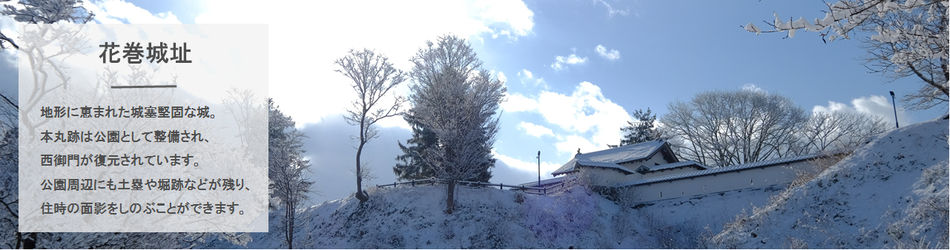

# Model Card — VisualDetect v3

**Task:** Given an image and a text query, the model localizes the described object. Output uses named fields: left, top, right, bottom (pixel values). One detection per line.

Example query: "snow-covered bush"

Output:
left=638, top=210, right=700, bottom=248
left=522, top=185, right=598, bottom=247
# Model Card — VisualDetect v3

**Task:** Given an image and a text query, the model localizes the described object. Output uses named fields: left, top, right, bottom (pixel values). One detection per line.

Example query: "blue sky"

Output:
left=1, top=0, right=944, bottom=206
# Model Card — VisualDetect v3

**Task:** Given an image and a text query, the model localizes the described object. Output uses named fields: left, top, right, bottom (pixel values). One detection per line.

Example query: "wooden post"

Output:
left=537, top=151, right=541, bottom=188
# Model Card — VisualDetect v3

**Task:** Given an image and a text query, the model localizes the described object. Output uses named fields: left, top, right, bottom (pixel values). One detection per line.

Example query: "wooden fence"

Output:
left=375, top=178, right=554, bottom=195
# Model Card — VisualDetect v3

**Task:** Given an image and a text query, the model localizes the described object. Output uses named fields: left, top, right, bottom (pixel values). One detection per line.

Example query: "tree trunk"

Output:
left=445, top=180, right=455, bottom=214
left=287, top=202, right=294, bottom=249
left=23, top=233, right=36, bottom=249
left=355, top=128, right=368, bottom=203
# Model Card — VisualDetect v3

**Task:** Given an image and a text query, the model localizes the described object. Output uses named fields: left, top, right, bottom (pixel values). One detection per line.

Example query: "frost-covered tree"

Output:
left=0, top=79, right=14, bottom=249
left=0, top=0, right=94, bottom=128
left=661, top=90, right=808, bottom=167
left=268, top=99, right=313, bottom=249
left=0, top=127, right=18, bottom=248
left=619, top=108, right=661, bottom=146
left=336, top=48, right=407, bottom=203
left=0, top=0, right=93, bottom=51
left=0, top=1, right=92, bottom=247
left=744, top=0, right=948, bottom=111
left=394, top=112, right=493, bottom=182
left=408, top=34, right=505, bottom=214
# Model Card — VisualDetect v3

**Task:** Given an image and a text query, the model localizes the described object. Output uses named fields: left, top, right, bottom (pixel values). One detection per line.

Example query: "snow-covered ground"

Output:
left=710, top=117, right=949, bottom=248
left=231, top=175, right=784, bottom=248
left=235, top=116, right=946, bottom=249
left=5, top=117, right=946, bottom=248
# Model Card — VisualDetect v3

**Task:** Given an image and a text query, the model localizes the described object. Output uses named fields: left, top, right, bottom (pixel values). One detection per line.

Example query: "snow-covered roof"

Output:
left=619, top=151, right=847, bottom=187
left=552, top=140, right=672, bottom=176
left=640, top=160, right=708, bottom=173
left=552, top=158, right=636, bottom=176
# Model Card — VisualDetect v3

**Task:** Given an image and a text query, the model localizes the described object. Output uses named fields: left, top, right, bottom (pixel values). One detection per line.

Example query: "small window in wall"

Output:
left=659, top=191, right=663, bottom=198
left=751, top=178, right=754, bottom=186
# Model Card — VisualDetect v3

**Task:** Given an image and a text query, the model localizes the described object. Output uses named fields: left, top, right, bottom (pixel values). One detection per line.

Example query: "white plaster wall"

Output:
left=629, top=161, right=817, bottom=203
left=639, top=153, right=671, bottom=167
left=579, top=167, right=629, bottom=186
left=640, top=166, right=698, bottom=179
left=618, top=152, right=672, bottom=175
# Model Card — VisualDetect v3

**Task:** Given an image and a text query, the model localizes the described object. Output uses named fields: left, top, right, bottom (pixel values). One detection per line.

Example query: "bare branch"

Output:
left=336, top=48, right=407, bottom=203
left=747, top=0, right=949, bottom=111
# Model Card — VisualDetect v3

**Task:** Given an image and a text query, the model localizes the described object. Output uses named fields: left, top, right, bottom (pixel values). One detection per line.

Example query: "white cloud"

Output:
left=507, top=81, right=630, bottom=156
left=520, top=69, right=533, bottom=79
left=492, top=150, right=561, bottom=176
left=537, top=82, right=629, bottom=150
left=186, top=0, right=535, bottom=126
left=375, top=115, right=411, bottom=130
left=555, top=135, right=600, bottom=156
left=519, top=121, right=554, bottom=137
left=515, top=69, right=547, bottom=89
left=83, top=0, right=182, bottom=24
left=501, top=93, right=539, bottom=112
left=471, top=0, right=535, bottom=39
left=594, top=44, right=620, bottom=60
left=813, top=95, right=912, bottom=124
left=741, top=83, right=766, bottom=93
left=551, top=53, right=588, bottom=71
left=593, top=0, right=630, bottom=17
left=498, top=71, right=507, bottom=83
left=0, top=15, right=15, bottom=66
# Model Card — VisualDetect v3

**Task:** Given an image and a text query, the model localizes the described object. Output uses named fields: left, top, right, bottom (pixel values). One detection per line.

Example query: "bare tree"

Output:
left=408, top=34, right=505, bottom=214
left=0, top=0, right=93, bottom=51
left=335, top=48, right=407, bottom=203
left=0, top=1, right=92, bottom=247
left=661, top=90, right=807, bottom=167
left=0, top=127, right=18, bottom=248
left=797, top=111, right=888, bottom=154
left=744, top=0, right=948, bottom=111
left=0, top=0, right=95, bottom=128
left=268, top=99, right=313, bottom=249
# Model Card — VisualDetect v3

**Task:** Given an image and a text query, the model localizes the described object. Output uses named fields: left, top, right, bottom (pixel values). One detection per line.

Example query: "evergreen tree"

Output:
left=393, top=113, right=437, bottom=181
left=620, top=108, right=660, bottom=146
left=394, top=112, right=493, bottom=182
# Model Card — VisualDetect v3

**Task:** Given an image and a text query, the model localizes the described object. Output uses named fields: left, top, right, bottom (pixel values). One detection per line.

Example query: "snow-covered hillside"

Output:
left=711, top=117, right=949, bottom=248
left=274, top=185, right=618, bottom=248
left=232, top=177, right=783, bottom=248
left=9, top=118, right=944, bottom=249
left=252, top=117, right=944, bottom=249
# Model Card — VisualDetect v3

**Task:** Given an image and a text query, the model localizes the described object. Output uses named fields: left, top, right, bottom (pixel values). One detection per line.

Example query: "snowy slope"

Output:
left=290, top=185, right=623, bottom=248
left=18, top=118, right=943, bottom=248
left=710, top=117, right=949, bottom=248
left=224, top=179, right=781, bottom=249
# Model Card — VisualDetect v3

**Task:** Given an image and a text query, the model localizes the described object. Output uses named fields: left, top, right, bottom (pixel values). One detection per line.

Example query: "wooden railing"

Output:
left=375, top=178, right=556, bottom=195
left=375, top=178, right=441, bottom=188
